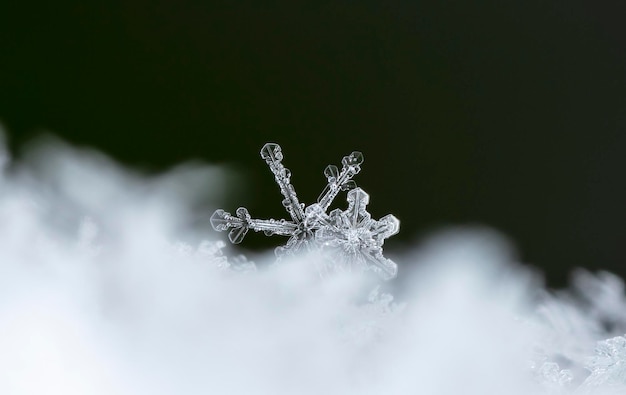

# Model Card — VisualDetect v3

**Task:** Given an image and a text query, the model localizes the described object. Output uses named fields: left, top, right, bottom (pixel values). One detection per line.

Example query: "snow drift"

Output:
left=0, top=128, right=624, bottom=394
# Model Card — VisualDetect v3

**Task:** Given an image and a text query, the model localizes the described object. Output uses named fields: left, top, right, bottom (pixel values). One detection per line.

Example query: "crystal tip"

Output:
left=260, top=143, right=283, bottom=161
left=210, top=209, right=228, bottom=231
left=344, top=151, right=364, bottom=166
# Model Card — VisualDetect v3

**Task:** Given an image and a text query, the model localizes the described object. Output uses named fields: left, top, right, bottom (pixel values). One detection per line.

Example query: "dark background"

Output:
left=1, top=1, right=625, bottom=286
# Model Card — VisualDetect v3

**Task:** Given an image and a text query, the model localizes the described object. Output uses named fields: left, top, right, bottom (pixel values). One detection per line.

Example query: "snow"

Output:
left=0, top=130, right=625, bottom=394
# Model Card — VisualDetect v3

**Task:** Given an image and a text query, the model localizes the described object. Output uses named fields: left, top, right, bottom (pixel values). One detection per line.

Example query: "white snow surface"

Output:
left=0, top=130, right=625, bottom=394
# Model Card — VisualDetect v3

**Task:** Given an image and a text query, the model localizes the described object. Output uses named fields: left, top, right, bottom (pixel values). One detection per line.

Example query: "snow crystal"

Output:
left=211, top=143, right=399, bottom=279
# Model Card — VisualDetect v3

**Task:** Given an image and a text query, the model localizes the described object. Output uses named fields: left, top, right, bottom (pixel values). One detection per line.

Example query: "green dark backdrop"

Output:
left=1, top=1, right=626, bottom=286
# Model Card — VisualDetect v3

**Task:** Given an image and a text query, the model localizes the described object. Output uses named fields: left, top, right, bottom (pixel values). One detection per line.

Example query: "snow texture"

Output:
left=1, top=128, right=626, bottom=395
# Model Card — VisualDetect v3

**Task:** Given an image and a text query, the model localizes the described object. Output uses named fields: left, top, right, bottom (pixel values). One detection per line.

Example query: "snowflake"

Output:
left=210, top=142, right=399, bottom=279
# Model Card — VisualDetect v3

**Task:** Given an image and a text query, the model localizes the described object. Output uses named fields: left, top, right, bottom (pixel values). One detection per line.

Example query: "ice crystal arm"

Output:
left=210, top=208, right=297, bottom=244
left=346, top=187, right=370, bottom=225
left=361, top=249, right=398, bottom=280
left=371, top=214, right=400, bottom=243
left=317, top=151, right=363, bottom=211
left=260, top=143, right=305, bottom=223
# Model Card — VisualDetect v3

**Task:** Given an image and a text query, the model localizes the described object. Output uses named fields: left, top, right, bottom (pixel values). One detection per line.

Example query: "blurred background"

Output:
left=1, top=1, right=625, bottom=287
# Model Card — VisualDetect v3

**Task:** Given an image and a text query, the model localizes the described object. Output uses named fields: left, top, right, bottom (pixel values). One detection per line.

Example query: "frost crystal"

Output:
left=210, top=143, right=399, bottom=279
left=581, top=335, right=626, bottom=390
left=530, top=359, right=573, bottom=394
left=172, top=240, right=257, bottom=273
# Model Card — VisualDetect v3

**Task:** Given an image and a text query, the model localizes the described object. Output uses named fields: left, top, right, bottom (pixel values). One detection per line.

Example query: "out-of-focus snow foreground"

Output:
left=1, top=132, right=626, bottom=395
